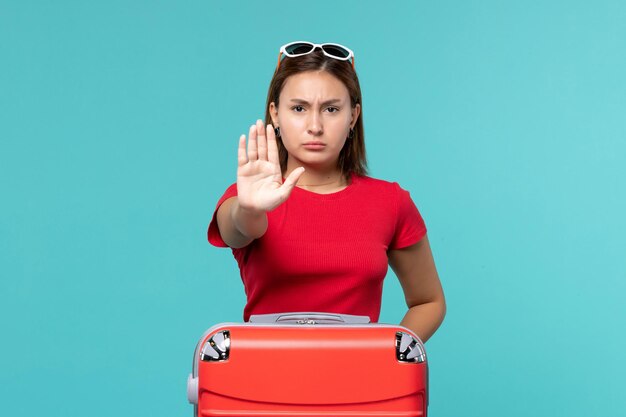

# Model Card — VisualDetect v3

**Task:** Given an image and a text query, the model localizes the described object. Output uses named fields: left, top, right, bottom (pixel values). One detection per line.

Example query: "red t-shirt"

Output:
left=208, top=175, right=427, bottom=322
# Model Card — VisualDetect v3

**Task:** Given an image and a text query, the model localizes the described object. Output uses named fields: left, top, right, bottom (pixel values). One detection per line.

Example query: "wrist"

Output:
left=235, top=201, right=267, bottom=218
left=232, top=200, right=268, bottom=239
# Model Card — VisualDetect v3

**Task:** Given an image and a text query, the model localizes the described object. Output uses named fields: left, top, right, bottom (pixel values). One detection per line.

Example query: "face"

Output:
left=269, top=70, right=360, bottom=172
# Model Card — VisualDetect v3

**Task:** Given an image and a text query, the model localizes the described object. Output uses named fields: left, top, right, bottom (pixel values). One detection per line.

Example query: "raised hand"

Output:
left=237, top=120, right=305, bottom=212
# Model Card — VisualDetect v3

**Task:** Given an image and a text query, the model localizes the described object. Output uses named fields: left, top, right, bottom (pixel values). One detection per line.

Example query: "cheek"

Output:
left=278, top=125, right=299, bottom=150
left=336, top=137, right=349, bottom=151
left=279, top=119, right=311, bottom=146
left=278, top=124, right=297, bottom=145
left=283, top=116, right=306, bottom=129
left=330, top=121, right=351, bottom=141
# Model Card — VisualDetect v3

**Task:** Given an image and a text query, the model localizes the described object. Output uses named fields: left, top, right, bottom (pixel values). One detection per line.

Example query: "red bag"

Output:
left=187, top=312, right=428, bottom=417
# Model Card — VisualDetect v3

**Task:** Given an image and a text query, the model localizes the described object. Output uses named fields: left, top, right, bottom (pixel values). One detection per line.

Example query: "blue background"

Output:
left=1, top=1, right=625, bottom=416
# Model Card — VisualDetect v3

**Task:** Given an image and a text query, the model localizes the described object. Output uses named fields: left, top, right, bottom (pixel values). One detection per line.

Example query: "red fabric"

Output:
left=207, top=175, right=427, bottom=322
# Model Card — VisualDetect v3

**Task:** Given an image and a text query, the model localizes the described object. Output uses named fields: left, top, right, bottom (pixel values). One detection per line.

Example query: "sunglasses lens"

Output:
left=284, top=43, right=314, bottom=56
left=322, top=45, right=350, bottom=59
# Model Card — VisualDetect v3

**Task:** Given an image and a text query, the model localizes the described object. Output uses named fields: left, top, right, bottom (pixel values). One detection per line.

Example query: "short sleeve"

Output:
left=207, top=182, right=238, bottom=247
left=389, top=183, right=427, bottom=250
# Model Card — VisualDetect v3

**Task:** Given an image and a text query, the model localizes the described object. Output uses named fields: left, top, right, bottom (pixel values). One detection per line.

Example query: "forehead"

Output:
left=280, top=71, right=349, bottom=101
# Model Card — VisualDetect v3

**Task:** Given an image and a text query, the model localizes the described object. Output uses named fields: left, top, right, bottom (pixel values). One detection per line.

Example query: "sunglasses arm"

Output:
left=274, top=50, right=355, bottom=71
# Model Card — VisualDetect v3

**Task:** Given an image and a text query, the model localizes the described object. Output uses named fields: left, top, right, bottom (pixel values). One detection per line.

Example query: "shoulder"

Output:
left=213, top=182, right=238, bottom=211
left=224, top=182, right=237, bottom=193
left=353, top=174, right=405, bottom=195
left=354, top=175, right=421, bottom=212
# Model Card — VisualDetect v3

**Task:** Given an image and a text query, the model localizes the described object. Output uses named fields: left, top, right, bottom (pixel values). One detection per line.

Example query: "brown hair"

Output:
left=264, top=49, right=367, bottom=180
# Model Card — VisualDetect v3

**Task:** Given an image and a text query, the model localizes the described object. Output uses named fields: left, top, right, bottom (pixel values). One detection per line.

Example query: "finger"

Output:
left=238, top=134, right=248, bottom=166
left=257, top=120, right=268, bottom=161
left=247, top=124, right=258, bottom=161
left=280, top=167, right=305, bottom=198
left=267, top=123, right=280, bottom=166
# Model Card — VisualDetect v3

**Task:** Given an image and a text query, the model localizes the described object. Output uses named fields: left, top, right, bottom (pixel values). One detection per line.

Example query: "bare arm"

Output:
left=216, top=120, right=304, bottom=248
left=215, top=197, right=267, bottom=249
left=388, top=235, right=446, bottom=343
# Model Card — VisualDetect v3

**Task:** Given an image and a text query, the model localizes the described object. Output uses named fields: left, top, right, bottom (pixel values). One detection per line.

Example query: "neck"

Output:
left=284, top=163, right=346, bottom=190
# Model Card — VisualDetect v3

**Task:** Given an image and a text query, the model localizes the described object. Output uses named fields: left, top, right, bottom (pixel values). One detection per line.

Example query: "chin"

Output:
left=291, top=154, right=339, bottom=170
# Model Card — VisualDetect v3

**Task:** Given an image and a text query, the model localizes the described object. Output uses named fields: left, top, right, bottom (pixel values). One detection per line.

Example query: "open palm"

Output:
left=237, top=120, right=304, bottom=212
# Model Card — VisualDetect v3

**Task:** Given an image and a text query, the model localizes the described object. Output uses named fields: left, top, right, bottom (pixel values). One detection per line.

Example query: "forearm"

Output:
left=399, top=299, right=446, bottom=343
left=217, top=197, right=269, bottom=248
left=231, top=198, right=268, bottom=241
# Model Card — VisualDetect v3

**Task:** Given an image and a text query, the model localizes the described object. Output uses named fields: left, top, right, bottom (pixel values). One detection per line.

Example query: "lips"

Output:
left=303, top=141, right=326, bottom=150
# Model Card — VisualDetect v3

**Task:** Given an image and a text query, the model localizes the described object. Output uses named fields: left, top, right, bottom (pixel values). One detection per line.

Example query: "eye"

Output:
left=292, top=105, right=305, bottom=112
left=326, top=107, right=339, bottom=113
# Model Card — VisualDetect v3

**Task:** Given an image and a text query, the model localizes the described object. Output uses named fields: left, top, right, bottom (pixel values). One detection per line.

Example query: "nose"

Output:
left=307, top=111, right=323, bottom=136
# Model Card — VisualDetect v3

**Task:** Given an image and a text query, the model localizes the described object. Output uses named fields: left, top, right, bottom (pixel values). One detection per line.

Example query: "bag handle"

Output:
left=248, top=312, right=371, bottom=325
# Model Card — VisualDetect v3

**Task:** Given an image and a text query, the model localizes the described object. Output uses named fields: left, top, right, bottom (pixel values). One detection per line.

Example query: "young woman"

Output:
left=208, top=41, right=446, bottom=342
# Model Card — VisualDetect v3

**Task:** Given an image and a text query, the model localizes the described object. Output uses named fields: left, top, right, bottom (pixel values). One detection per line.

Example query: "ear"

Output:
left=350, top=103, right=361, bottom=129
left=269, top=102, right=279, bottom=126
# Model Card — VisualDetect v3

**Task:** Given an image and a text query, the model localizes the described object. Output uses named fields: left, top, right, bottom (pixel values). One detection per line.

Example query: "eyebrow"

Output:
left=289, top=98, right=343, bottom=106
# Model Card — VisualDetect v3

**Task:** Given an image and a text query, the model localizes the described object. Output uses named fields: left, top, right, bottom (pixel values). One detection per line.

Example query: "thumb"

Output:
left=279, top=167, right=305, bottom=197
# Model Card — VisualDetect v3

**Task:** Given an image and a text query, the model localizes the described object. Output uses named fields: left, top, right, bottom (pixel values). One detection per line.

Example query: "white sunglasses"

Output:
left=276, top=41, right=355, bottom=70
